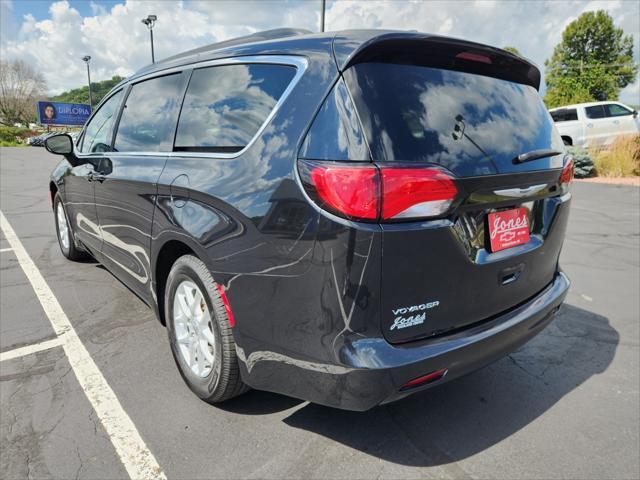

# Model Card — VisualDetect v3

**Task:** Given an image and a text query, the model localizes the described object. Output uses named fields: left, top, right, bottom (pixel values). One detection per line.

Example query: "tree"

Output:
left=544, top=10, right=637, bottom=108
left=51, top=76, right=124, bottom=106
left=503, top=46, right=522, bottom=56
left=0, top=59, right=46, bottom=126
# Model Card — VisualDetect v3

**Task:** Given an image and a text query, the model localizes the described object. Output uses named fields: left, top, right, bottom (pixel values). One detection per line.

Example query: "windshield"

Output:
left=344, top=63, right=564, bottom=176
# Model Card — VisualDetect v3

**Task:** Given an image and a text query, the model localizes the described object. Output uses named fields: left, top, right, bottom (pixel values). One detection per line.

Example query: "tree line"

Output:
left=0, top=64, right=123, bottom=126
left=0, top=9, right=637, bottom=126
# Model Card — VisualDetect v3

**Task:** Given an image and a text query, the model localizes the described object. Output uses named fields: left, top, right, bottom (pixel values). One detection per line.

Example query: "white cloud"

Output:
left=0, top=0, right=637, bottom=104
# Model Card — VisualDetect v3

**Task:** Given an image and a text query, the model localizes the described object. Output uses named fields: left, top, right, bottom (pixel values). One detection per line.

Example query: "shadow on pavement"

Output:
left=273, top=303, right=618, bottom=466
left=218, top=389, right=304, bottom=415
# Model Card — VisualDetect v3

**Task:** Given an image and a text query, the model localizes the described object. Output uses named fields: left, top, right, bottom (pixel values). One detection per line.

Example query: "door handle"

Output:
left=613, top=120, right=620, bottom=124
left=586, top=123, right=593, bottom=128
left=88, top=172, right=106, bottom=183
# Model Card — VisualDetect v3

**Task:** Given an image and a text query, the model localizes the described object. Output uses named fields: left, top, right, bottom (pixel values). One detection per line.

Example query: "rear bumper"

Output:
left=239, top=271, right=570, bottom=411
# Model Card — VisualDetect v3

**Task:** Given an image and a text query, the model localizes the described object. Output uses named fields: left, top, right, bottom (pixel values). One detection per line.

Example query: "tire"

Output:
left=165, top=254, right=248, bottom=403
left=562, top=138, right=571, bottom=146
left=53, top=193, right=87, bottom=261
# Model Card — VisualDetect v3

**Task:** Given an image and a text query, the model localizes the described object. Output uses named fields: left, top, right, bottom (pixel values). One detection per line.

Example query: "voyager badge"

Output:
left=390, top=301, right=439, bottom=330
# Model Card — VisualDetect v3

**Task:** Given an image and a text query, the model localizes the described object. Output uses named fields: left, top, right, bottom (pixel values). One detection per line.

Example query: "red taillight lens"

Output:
left=298, top=160, right=458, bottom=222
left=560, top=157, right=574, bottom=184
left=455, top=51, right=492, bottom=64
left=302, top=161, right=379, bottom=220
left=381, top=168, right=458, bottom=220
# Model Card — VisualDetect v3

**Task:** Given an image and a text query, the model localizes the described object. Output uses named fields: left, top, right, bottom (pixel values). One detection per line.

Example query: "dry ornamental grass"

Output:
left=590, top=135, right=640, bottom=178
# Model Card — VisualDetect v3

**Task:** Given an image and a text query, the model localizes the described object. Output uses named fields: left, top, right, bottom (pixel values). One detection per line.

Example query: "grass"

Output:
left=590, top=135, right=640, bottom=178
left=0, top=140, right=28, bottom=147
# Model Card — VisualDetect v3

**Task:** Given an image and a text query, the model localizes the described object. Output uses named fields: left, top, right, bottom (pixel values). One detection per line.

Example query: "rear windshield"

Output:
left=344, top=63, right=563, bottom=176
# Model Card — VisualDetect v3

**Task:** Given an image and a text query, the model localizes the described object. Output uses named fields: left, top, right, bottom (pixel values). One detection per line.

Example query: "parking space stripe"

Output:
left=0, top=210, right=166, bottom=480
left=0, top=247, right=14, bottom=253
left=0, top=337, right=63, bottom=362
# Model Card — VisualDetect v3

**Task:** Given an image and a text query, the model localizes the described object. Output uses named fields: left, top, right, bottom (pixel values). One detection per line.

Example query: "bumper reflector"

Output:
left=401, top=368, right=448, bottom=390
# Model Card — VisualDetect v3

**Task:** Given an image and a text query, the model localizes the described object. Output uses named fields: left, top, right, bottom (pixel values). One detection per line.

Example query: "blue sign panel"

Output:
left=37, top=101, right=92, bottom=126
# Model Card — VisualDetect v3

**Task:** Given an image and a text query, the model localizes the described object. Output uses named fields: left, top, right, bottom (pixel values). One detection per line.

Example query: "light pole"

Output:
left=141, top=14, right=157, bottom=63
left=82, top=55, right=93, bottom=108
left=320, top=0, right=326, bottom=32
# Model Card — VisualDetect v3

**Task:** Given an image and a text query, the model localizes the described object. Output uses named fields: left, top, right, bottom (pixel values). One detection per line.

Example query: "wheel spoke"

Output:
left=188, top=339, right=198, bottom=367
left=200, top=338, right=214, bottom=362
left=193, top=290, right=205, bottom=318
left=197, top=344, right=206, bottom=374
left=176, top=331, right=190, bottom=345
left=176, top=292, right=192, bottom=320
left=201, top=325, right=215, bottom=347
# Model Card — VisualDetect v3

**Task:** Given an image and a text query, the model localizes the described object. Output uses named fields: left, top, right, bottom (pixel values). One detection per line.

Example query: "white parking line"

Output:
left=0, top=210, right=166, bottom=480
left=0, top=247, right=14, bottom=253
left=0, top=337, right=63, bottom=362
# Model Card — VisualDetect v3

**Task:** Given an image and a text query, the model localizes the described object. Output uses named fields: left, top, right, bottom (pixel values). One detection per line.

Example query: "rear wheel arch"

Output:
left=49, top=181, right=58, bottom=209
left=154, top=239, right=198, bottom=325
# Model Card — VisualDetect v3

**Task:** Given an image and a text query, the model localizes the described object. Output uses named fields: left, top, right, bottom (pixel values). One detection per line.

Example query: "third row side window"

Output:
left=174, top=64, right=296, bottom=152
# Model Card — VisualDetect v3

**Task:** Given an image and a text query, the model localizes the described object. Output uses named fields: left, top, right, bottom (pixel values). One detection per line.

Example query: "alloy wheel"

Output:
left=172, top=280, right=216, bottom=378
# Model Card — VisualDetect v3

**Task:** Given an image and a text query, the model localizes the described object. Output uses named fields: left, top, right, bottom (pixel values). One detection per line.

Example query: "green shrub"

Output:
left=0, top=140, right=28, bottom=147
left=0, top=126, right=29, bottom=142
left=565, top=146, right=595, bottom=178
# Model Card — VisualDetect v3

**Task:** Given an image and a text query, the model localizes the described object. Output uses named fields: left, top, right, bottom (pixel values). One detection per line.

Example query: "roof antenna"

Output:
left=320, top=0, right=326, bottom=32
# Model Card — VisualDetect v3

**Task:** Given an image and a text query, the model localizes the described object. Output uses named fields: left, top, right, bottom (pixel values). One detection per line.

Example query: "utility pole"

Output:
left=141, top=15, right=157, bottom=63
left=320, top=0, right=326, bottom=32
left=81, top=55, right=93, bottom=108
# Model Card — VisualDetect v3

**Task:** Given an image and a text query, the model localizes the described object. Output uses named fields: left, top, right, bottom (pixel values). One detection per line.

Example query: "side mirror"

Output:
left=44, top=134, right=81, bottom=166
left=45, top=133, right=73, bottom=155
left=633, top=110, right=638, bottom=119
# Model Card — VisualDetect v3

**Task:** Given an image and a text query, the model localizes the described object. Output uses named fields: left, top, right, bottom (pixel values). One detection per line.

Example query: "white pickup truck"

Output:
left=549, top=101, right=639, bottom=147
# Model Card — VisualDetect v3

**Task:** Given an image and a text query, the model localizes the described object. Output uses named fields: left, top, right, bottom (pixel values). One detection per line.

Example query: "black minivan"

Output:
left=46, top=29, right=572, bottom=411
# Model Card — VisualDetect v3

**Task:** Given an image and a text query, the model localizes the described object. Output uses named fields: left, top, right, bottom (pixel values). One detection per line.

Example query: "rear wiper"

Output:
left=512, top=149, right=562, bottom=164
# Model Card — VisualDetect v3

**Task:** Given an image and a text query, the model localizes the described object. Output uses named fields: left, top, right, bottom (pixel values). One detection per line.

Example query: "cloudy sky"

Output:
left=1, top=0, right=638, bottom=103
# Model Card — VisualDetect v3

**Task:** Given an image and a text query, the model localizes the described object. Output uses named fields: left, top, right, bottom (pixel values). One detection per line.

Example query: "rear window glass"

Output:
left=175, top=64, right=296, bottom=152
left=585, top=105, right=606, bottom=119
left=550, top=109, right=578, bottom=122
left=114, top=73, right=183, bottom=152
left=344, top=63, right=563, bottom=176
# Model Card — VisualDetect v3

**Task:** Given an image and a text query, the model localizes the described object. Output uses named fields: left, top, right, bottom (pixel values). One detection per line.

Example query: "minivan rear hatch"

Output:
left=340, top=37, right=571, bottom=343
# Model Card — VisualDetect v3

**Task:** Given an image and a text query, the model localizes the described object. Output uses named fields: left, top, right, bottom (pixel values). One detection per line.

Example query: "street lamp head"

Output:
left=82, top=55, right=91, bottom=63
left=141, top=15, right=157, bottom=28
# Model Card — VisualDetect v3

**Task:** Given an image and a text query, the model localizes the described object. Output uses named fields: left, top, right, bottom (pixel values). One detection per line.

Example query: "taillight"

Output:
left=560, top=156, right=574, bottom=184
left=381, top=168, right=458, bottom=220
left=298, top=160, right=458, bottom=222
left=309, top=163, right=379, bottom=220
left=455, top=51, right=492, bottom=64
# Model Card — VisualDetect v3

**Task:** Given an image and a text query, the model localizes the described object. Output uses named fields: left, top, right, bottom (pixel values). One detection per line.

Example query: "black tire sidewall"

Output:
left=165, top=258, right=224, bottom=400
left=53, top=194, right=72, bottom=258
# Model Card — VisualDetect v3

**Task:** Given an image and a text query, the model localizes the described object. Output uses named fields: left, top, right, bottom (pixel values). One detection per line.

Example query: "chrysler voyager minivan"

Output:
left=46, top=29, right=572, bottom=411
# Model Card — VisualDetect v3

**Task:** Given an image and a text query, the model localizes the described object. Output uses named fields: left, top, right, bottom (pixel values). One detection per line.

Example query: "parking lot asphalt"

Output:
left=0, top=146, right=638, bottom=480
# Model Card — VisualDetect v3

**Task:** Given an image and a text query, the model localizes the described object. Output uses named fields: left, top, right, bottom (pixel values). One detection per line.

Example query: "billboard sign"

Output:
left=37, top=101, right=92, bottom=126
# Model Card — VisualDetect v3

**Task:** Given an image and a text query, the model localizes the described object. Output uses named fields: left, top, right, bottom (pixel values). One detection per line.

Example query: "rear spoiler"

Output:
left=333, top=32, right=541, bottom=90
